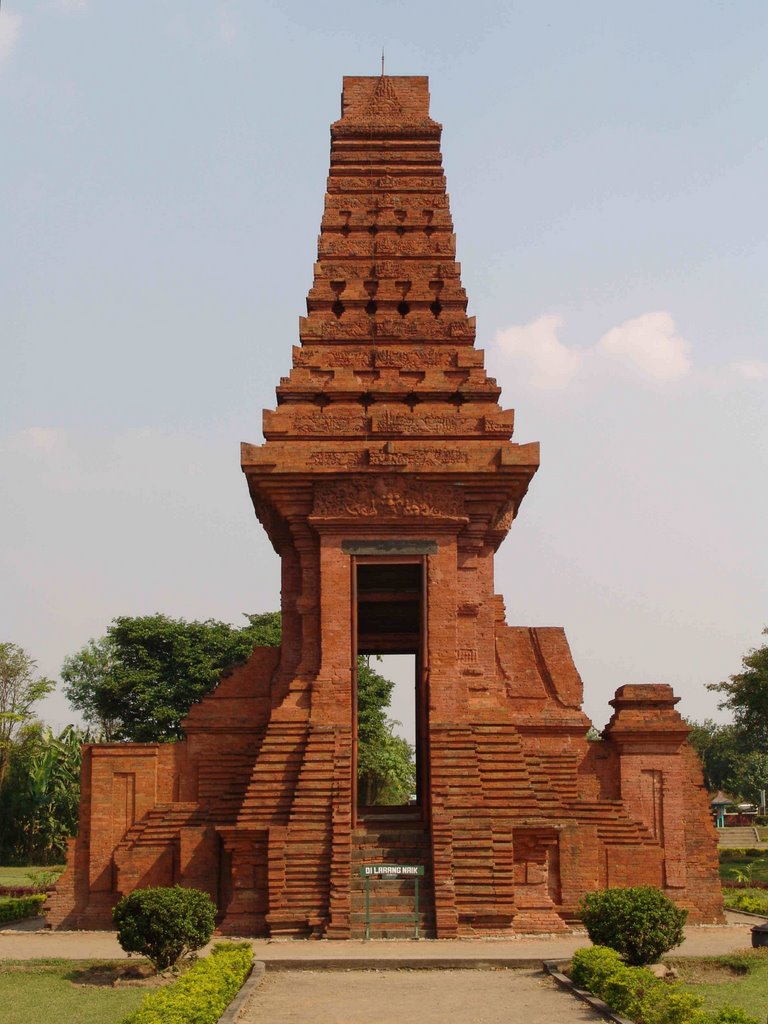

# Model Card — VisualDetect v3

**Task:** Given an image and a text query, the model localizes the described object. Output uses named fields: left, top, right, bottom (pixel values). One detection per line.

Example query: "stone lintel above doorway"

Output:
left=341, top=540, right=438, bottom=556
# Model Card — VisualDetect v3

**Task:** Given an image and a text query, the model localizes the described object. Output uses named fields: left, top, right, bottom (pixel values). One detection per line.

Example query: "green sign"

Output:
left=359, top=863, right=426, bottom=939
left=359, top=864, right=424, bottom=877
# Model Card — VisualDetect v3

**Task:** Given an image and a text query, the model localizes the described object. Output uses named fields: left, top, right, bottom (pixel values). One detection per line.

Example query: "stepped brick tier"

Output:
left=49, top=76, right=723, bottom=938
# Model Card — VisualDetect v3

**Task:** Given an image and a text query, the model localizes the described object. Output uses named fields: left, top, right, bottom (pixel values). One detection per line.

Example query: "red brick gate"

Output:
left=48, top=75, right=723, bottom=938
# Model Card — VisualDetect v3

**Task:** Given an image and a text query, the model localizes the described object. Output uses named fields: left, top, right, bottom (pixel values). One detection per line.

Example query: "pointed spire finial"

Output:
left=381, top=47, right=385, bottom=76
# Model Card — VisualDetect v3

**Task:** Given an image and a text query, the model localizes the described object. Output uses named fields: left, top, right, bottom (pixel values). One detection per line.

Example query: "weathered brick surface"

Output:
left=48, top=75, right=723, bottom=936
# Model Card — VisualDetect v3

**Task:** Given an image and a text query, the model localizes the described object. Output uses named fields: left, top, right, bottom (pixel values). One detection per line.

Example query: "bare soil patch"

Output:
left=67, top=961, right=172, bottom=988
left=667, top=953, right=756, bottom=986
left=671, top=961, right=746, bottom=984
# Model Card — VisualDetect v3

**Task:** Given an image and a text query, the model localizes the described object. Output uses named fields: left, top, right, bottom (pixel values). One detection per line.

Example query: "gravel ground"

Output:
left=0, top=912, right=759, bottom=962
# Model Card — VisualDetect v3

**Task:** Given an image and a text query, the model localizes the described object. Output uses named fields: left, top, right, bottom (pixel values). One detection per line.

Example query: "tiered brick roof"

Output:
left=242, top=76, right=538, bottom=553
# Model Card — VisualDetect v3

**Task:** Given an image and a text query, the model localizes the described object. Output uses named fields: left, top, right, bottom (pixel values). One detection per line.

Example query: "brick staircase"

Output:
left=568, top=800, right=657, bottom=844
left=237, top=721, right=308, bottom=826
left=265, top=727, right=338, bottom=936
left=350, top=809, right=435, bottom=938
left=116, top=802, right=207, bottom=848
left=197, top=752, right=257, bottom=823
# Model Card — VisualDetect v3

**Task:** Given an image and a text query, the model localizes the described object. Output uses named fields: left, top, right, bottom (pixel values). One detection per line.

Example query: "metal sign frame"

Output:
left=358, top=864, right=425, bottom=940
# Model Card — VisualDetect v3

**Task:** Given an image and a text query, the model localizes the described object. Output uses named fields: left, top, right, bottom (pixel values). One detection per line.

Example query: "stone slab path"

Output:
left=238, top=968, right=597, bottom=1024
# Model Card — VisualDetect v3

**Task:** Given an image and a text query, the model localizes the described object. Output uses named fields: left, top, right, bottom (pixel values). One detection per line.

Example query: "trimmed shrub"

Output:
left=113, top=885, right=216, bottom=972
left=568, top=947, right=759, bottom=1024
left=579, top=886, right=687, bottom=965
left=121, top=942, right=252, bottom=1024
left=637, top=986, right=704, bottom=1024
left=0, top=886, right=51, bottom=897
left=702, top=1009, right=760, bottom=1024
left=600, top=963, right=664, bottom=1020
left=0, top=894, right=47, bottom=923
left=722, top=887, right=768, bottom=913
left=570, top=945, right=625, bottom=990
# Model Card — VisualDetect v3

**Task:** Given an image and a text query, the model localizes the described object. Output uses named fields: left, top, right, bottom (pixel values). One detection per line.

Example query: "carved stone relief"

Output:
left=492, top=500, right=517, bottom=532
left=308, top=451, right=367, bottom=467
left=374, top=347, right=456, bottom=369
left=368, top=447, right=468, bottom=466
left=294, top=348, right=374, bottom=369
left=312, top=477, right=464, bottom=519
left=371, top=410, right=485, bottom=435
left=276, top=412, right=369, bottom=435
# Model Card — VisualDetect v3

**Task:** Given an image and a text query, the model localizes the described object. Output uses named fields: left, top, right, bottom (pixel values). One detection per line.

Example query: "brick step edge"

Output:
left=217, top=960, right=265, bottom=1024
left=262, top=958, right=552, bottom=971
left=351, top=931, right=436, bottom=940
left=543, top=960, right=634, bottom=1024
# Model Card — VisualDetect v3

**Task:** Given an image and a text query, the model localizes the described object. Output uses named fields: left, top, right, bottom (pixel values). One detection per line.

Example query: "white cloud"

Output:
left=0, top=10, right=22, bottom=62
left=597, top=311, right=692, bottom=381
left=494, top=314, right=584, bottom=391
left=730, top=359, right=768, bottom=381
left=492, top=310, right=698, bottom=391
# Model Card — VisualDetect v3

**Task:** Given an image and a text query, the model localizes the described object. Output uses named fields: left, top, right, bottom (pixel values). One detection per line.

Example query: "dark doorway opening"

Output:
left=352, top=558, right=429, bottom=823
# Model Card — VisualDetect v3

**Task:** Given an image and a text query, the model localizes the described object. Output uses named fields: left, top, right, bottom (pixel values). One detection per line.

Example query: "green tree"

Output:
left=0, top=724, right=86, bottom=863
left=62, top=613, right=281, bottom=742
left=62, top=611, right=415, bottom=803
left=728, top=750, right=768, bottom=805
left=58, top=637, right=120, bottom=740
left=357, top=656, right=415, bottom=806
left=0, top=643, right=55, bottom=783
left=708, top=628, right=768, bottom=750
left=686, top=718, right=740, bottom=792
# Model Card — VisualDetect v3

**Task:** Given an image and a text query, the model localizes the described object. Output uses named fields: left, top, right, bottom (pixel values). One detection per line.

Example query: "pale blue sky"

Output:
left=1, top=0, right=766, bottom=732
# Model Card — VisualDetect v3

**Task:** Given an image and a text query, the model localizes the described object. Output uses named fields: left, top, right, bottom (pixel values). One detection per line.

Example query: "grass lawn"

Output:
left=0, top=866, right=64, bottom=887
left=671, top=951, right=768, bottom=1017
left=0, top=960, right=148, bottom=1024
left=719, top=848, right=768, bottom=883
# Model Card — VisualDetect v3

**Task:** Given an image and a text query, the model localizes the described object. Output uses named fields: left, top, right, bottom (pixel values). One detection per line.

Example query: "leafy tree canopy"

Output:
left=0, top=643, right=55, bottom=781
left=684, top=629, right=768, bottom=801
left=0, top=723, right=86, bottom=864
left=727, top=750, right=768, bottom=807
left=63, top=612, right=414, bottom=803
left=708, top=627, right=768, bottom=749
left=63, top=612, right=414, bottom=802
left=357, top=656, right=415, bottom=806
left=62, top=613, right=281, bottom=742
left=685, top=718, right=741, bottom=793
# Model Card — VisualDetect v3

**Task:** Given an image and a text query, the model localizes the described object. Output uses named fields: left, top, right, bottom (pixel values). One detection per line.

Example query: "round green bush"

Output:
left=112, top=885, right=216, bottom=971
left=578, top=886, right=687, bottom=965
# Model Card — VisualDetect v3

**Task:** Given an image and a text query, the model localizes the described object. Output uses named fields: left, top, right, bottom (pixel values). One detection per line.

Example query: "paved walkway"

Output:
left=0, top=912, right=760, bottom=963
left=237, top=968, right=597, bottom=1024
